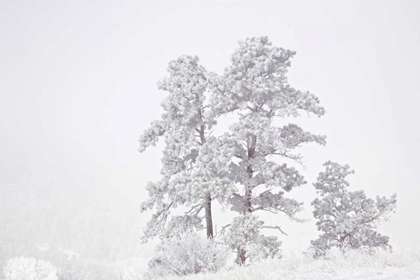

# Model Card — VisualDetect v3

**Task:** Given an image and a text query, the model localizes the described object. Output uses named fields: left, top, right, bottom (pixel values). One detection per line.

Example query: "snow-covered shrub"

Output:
left=311, top=161, right=397, bottom=257
left=147, top=233, right=230, bottom=277
left=3, top=257, right=59, bottom=280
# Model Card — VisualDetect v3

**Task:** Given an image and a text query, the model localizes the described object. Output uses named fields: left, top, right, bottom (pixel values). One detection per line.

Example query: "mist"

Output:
left=1, top=0, right=420, bottom=277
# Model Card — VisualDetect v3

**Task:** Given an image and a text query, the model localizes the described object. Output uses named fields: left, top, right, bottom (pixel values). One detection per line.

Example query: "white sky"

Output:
left=1, top=0, right=420, bottom=250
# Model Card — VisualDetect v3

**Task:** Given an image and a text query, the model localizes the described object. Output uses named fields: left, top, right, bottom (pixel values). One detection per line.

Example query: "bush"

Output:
left=147, top=233, right=230, bottom=277
left=3, top=257, right=59, bottom=280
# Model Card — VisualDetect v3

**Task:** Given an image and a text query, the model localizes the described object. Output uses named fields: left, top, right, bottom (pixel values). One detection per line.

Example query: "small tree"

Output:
left=311, top=161, right=397, bottom=257
left=222, top=214, right=282, bottom=264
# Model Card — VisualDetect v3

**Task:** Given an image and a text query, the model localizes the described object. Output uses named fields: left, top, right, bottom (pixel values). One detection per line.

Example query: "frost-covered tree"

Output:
left=139, top=55, right=235, bottom=240
left=211, top=37, right=326, bottom=264
left=3, top=257, right=59, bottom=280
left=311, top=161, right=397, bottom=257
left=222, top=214, right=281, bottom=264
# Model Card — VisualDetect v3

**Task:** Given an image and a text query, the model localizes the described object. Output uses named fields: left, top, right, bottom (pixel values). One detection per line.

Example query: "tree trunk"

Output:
left=236, top=248, right=247, bottom=265
left=245, top=135, right=256, bottom=214
left=205, top=193, right=213, bottom=239
left=198, top=123, right=214, bottom=239
left=235, top=134, right=257, bottom=265
left=245, top=166, right=253, bottom=214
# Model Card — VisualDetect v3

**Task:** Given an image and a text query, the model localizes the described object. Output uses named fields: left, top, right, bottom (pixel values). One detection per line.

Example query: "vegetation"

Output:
left=311, top=161, right=397, bottom=257
left=142, top=248, right=420, bottom=280
left=146, top=233, right=230, bottom=277
left=139, top=36, right=327, bottom=266
left=3, top=257, right=59, bottom=280
left=0, top=37, right=400, bottom=279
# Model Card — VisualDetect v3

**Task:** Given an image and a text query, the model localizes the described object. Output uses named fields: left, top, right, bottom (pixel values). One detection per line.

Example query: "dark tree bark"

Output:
left=205, top=193, right=213, bottom=239
left=237, top=248, right=247, bottom=265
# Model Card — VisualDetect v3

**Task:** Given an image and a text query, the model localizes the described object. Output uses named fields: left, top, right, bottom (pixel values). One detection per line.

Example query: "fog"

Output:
left=1, top=0, right=420, bottom=266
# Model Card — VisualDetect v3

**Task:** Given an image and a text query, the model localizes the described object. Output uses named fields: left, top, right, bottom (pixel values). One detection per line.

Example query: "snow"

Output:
left=136, top=247, right=420, bottom=280
left=145, top=265, right=420, bottom=280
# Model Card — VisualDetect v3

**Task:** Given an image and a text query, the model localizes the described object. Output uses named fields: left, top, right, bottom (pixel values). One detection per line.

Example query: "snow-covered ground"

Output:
left=164, top=266, right=420, bottom=280
left=136, top=247, right=420, bottom=280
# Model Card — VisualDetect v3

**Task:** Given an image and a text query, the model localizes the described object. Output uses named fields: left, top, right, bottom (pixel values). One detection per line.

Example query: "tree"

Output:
left=139, top=55, right=235, bottom=240
left=211, top=36, right=326, bottom=264
left=221, top=214, right=282, bottom=264
left=311, top=161, right=397, bottom=257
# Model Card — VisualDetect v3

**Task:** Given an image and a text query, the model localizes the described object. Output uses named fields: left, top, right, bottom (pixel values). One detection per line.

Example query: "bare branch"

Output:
left=214, top=223, right=232, bottom=238
left=262, top=225, right=288, bottom=236
left=185, top=204, right=203, bottom=216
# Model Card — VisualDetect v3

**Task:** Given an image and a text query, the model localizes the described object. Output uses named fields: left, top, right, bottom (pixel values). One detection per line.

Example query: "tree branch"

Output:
left=185, top=204, right=204, bottom=216
left=214, top=223, right=231, bottom=238
left=268, top=151, right=306, bottom=169
left=262, top=225, right=288, bottom=236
